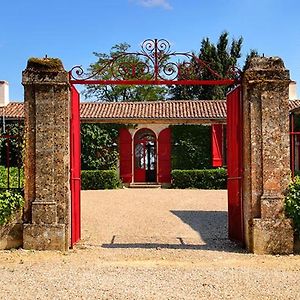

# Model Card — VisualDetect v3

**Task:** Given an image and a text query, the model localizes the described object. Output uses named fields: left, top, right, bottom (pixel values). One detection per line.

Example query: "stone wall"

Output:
left=22, top=58, right=70, bottom=251
left=0, top=211, right=23, bottom=250
left=242, top=57, right=294, bottom=254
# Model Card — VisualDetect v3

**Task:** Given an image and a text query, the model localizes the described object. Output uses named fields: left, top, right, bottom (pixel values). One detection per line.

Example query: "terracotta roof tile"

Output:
left=1, top=100, right=300, bottom=121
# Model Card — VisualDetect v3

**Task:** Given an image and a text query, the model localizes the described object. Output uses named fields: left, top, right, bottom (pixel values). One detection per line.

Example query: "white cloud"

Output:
left=133, top=0, right=173, bottom=10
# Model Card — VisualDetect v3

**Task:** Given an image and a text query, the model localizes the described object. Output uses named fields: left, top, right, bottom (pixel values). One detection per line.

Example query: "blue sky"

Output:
left=1, top=0, right=299, bottom=100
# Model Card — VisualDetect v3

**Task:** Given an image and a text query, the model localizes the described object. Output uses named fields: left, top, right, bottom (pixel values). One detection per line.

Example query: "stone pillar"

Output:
left=22, top=58, right=70, bottom=251
left=242, top=57, right=294, bottom=254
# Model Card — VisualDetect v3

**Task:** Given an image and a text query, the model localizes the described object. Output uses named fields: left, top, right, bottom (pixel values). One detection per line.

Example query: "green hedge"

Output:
left=171, top=168, right=227, bottom=189
left=285, top=176, right=300, bottom=237
left=81, top=170, right=121, bottom=190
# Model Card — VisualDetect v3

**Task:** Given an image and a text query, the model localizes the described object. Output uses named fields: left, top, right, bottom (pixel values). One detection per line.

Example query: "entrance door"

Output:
left=226, top=85, right=244, bottom=244
left=70, top=85, right=81, bottom=247
left=134, top=129, right=157, bottom=182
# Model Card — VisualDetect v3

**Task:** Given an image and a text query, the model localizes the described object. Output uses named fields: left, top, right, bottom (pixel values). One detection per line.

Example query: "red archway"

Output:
left=69, top=38, right=243, bottom=247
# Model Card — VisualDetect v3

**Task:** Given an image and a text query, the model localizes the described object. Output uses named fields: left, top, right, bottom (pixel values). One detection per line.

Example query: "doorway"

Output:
left=134, top=128, right=157, bottom=183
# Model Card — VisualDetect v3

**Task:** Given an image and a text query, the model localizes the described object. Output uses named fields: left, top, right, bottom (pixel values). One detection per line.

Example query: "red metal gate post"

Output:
left=70, top=85, right=81, bottom=247
left=226, top=85, right=244, bottom=244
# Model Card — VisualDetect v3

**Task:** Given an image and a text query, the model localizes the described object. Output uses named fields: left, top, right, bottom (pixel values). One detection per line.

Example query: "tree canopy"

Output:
left=84, top=33, right=248, bottom=102
left=83, top=43, right=167, bottom=102
left=169, top=32, right=243, bottom=100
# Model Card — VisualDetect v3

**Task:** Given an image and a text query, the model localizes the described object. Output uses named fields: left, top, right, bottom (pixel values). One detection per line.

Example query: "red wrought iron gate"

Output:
left=70, top=85, right=81, bottom=247
left=226, top=85, right=244, bottom=244
left=69, top=38, right=244, bottom=248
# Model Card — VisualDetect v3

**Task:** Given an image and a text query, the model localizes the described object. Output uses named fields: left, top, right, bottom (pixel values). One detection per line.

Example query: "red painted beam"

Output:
left=70, top=79, right=237, bottom=86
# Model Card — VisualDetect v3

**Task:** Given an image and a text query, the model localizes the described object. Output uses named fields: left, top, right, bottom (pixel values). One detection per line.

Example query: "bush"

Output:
left=0, top=166, right=24, bottom=189
left=81, top=170, right=121, bottom=190
left=81, top=123, right=122, bottom=170
left=171, top=125, right=211, bottom=170
left=285, top=176, right=300, bottom=237
left=0, top=190, right=24, bottom=225
left=171, top=168, right=227, bottom=189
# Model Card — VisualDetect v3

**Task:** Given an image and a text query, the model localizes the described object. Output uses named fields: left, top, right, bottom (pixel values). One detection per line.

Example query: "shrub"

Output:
left=0, top=190, right=24, bottom=225
left=0, top=166, right=24, bottom=189
left=81, top=170, right=121, bottom=190
left=285, top=176, right=300, bottom=237
left=171, top=168, right=227, bottom=189
left=171, top=125, right=211, bottom=170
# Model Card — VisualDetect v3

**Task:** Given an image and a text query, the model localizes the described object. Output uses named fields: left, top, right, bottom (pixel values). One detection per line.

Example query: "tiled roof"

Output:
left=80, top=100, right=227, bottom=121
left=1, top=100, right=300, bottom=121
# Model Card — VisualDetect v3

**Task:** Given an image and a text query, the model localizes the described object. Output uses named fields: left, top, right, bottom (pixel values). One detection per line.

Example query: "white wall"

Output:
left=0, top=81, right=9, bottom=107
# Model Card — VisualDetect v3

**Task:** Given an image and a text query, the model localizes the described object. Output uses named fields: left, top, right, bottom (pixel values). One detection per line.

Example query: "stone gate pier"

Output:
left=242, top=57, right=294, bottom=254
left=22, top=58, right=70, bottom=251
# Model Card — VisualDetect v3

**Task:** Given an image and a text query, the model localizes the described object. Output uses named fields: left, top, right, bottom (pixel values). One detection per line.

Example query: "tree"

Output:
left=169, top=32, right=243, bottom=100
left=81, top=123, right=121, bottom=170
left=84, top=43, right=167, bottom=102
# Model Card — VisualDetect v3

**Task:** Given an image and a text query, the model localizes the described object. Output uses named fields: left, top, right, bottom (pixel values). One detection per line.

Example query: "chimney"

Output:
left=0, top=81, right=9, bottom=107
left=289, top=81, right=298, bottom=100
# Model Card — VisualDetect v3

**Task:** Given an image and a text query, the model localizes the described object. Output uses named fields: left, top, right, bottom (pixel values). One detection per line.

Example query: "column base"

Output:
left=23, top=223, right=67, bottom=251
left=252, top=218, right=294, bottom=254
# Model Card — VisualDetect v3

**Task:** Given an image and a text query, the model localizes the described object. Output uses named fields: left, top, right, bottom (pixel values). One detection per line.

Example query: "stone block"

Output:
left=23, top=223, right=66, bottom=251
left=31, top=202, right=57, bottom=224
left=261, top=194, right=285, bottom=219
left=0, top=223, right=23, bottom=250
left=253, top=218, right=294, bottom=254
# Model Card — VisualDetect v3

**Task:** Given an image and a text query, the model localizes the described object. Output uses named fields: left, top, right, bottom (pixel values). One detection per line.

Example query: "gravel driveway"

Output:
left=81, top=188, right=237, bottom=251
left=0, top=189, right=300, bottom=300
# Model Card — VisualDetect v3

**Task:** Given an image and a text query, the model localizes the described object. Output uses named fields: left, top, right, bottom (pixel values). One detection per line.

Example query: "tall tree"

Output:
left=169, top=32, right=243, bottom=100
left=84, top=43, right=167, bottom=102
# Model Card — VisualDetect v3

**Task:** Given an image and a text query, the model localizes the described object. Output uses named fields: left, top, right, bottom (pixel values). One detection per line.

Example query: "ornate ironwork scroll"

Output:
left=69, top=39, right=241, bottom=85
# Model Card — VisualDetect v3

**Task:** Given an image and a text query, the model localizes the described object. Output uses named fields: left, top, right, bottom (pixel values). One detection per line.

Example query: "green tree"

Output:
left=170, top=32, right=243, bottom=100
left=84, top=43, right=167, bottom=102
left=81, top=123, right=121, bottom=170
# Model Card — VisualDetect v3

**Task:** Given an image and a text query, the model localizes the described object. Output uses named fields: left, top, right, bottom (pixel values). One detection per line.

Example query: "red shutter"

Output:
left=119, top=128, right=132, bottom=183
left=158, top=128, right=171, bottom=183
left=212, top=124, right=223, bottom=167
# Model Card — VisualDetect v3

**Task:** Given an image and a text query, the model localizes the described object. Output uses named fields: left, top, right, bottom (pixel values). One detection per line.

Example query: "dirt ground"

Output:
left=1, top=189, right=300, bottom=300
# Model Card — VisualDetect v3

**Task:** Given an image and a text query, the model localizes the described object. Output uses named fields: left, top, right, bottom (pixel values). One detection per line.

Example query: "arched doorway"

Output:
left=134, top=128, right=157, bottom=183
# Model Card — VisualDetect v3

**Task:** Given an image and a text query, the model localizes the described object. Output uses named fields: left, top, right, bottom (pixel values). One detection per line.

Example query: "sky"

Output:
left=0, top=0, right=299, bottom=101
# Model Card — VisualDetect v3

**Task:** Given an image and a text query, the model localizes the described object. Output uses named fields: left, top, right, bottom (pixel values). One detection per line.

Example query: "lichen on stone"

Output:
left=27, top=58, right=64, bottom=71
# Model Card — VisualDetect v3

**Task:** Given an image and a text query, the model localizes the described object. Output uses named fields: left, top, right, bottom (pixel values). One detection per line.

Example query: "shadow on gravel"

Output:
left=100, top=211, right=244, bottom=253
left=170, top=210, right=243, bottom=252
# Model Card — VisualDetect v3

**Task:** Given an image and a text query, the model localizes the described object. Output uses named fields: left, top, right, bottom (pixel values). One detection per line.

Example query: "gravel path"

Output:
left=0, top=189, right=300, bottom=299
left=81, top=188, right=236, bottom=251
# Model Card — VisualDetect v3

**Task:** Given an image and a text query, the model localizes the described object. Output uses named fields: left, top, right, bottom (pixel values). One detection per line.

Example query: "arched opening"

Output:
left=134, top=128, right=157, bottom=183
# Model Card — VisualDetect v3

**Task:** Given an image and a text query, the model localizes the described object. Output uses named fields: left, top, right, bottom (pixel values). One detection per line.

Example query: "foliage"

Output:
left=81, top=170, right=121, bottom=190
left=171, top=168, right=227, bottom=189
left=0, top=166, right=24, bottom=189
left=285, top=176, right=300, bottom=237
left=169, top=32, right=242, bottom=100
left=171, top=125, right=211, bottom=169
left=243, top=49, right=261, bottom=71
left=81, top=123, right=121, bottom=170
left=0, top=190, right=24, bottom=225
left=0, top=121, right=24, bottom=168
left=84, top=43, right=167, bottom=102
